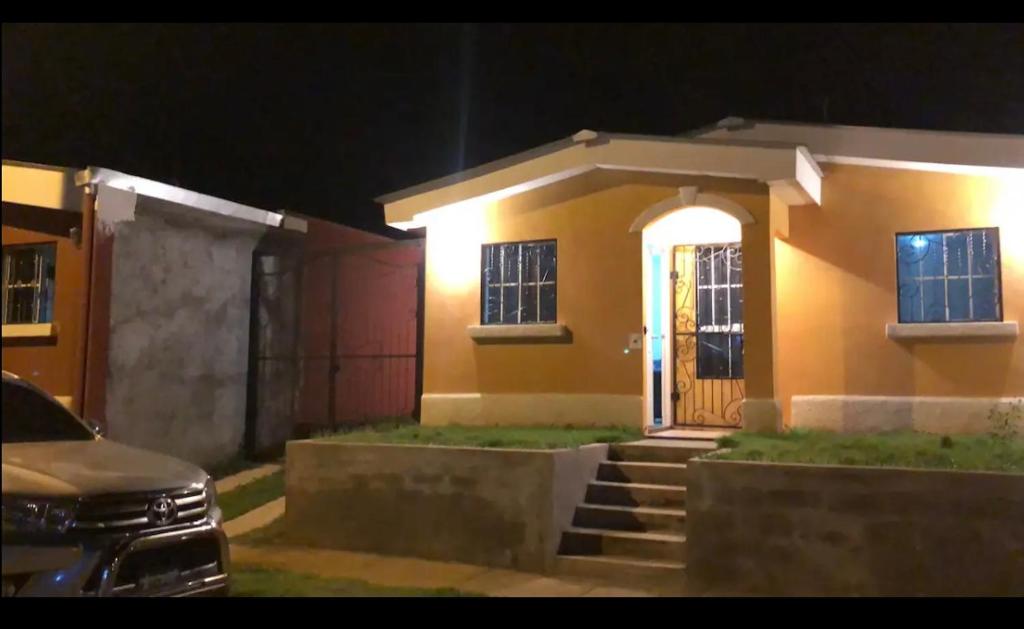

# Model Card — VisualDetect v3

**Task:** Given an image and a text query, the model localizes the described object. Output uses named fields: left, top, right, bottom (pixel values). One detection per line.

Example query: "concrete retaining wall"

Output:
left=687, top=458, right=1024, bottom=596
left=285, top=440, right=607, bottom=573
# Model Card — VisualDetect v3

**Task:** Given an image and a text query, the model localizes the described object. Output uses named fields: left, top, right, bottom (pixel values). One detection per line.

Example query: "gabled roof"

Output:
left=378, top=130, right=822, bottom=228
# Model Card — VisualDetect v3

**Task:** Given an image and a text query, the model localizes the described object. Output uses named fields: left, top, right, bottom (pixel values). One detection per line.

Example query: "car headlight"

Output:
left=204, top=477, right=220, bottom=520
left=2, top=497, right=77, bottom=534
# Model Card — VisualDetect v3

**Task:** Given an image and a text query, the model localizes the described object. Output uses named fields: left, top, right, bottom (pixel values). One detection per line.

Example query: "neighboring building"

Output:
left=2, top=160, right=305, bottom=466
left=377, top=119, right=1023, bottom=434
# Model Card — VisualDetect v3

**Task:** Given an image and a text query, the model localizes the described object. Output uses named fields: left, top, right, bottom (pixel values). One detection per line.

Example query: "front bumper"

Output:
left=4, top=519, right=231, bottom=597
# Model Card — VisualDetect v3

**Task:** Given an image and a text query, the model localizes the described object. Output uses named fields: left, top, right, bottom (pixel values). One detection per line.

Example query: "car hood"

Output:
left=2, top=439, right=207, bottom=498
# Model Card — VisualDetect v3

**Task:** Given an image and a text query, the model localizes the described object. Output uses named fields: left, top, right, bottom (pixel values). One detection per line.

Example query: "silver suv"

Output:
left=1, top=371, right=230, bottom=597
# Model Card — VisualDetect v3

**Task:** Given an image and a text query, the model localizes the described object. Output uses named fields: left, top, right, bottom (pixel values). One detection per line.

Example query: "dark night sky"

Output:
left=3, top=23, right=1023, bottom=232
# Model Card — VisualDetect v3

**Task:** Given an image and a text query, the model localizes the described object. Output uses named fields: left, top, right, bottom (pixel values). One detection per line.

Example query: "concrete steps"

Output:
left=597, top=460, right=688, bottom=485
left=573, top=503, right=686, bottom=534
left=585, top=480, right=686, bottom=509
left=554, top=439, right=714, bottom=589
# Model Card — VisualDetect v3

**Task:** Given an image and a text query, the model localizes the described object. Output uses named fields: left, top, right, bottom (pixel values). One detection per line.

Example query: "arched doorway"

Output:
left=632, top=189, right=754, bottom=431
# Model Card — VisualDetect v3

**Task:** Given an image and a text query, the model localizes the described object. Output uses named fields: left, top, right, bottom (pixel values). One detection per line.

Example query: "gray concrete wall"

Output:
left=285, top=441, right=607, bottom=573
left=105, top=203, right=262, bottom=468
left=687, top=458, right=1024, bottom=596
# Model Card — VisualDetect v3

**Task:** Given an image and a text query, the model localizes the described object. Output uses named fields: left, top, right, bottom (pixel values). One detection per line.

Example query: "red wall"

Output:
left=297, top=217, right=423, bottom=429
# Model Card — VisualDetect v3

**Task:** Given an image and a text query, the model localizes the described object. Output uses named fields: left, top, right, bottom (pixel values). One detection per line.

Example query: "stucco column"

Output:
left=739, top=192, right=789, bottom=432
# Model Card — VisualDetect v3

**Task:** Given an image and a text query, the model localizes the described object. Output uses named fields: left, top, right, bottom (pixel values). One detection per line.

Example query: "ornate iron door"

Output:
left=672, top=244, right=745, bottom=427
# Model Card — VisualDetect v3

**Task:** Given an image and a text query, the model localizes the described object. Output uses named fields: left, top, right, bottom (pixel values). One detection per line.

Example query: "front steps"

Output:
left=554, top=440, right=716, bottom=591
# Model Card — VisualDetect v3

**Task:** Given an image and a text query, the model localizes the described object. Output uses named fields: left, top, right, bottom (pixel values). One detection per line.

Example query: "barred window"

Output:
left=2, top=244, right=57, bottom=325
left=695, top=244, right=743, bottom=379
left=896, top=228, right=1001, bottom=323
left=481, top=241, right=556, bottom=325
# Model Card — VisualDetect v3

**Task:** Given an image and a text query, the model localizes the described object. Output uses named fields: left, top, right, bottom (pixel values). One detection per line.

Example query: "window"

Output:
left=2, top=380, right=94, bottom=443
left=481, top=240, right=556, bottom=325
left=2, top=244, right=56, bottom=325
left=695, top=244, right=743, bottom=379
left=896, top=228, right=1001, bottom=323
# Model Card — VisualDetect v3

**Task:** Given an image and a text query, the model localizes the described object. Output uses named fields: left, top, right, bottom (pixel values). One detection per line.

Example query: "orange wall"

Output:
left=422, top=170, right=770, bottom=397
left=1, top=216, right=86, bottom=401
left=775, top=164, right=1024, bottom=422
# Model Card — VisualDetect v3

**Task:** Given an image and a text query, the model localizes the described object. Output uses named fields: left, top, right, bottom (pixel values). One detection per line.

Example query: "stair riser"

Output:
left=573, top=506, right=686, bottom=533
left=597, top=462, right=688, bottom=486
left=552, top=556, right=686, bottom=589
left=560, top=531, right=687, bottom=562
left=585, top=484, right=686, bottom=509
left=608, top=444, right=708, bottom=464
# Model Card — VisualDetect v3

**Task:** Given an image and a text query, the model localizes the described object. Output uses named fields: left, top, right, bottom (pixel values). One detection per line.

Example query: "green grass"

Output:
left=230, top=567, right=483, bottom=597
left=209, top=457, right=267, bottom=481
left=316, top=423, right=643, bottom=450
left=219, top=471, right=285, bottom=521
left=710, top=430, right=1024, bottom=473
left=234, top=516, right=289, bottom=547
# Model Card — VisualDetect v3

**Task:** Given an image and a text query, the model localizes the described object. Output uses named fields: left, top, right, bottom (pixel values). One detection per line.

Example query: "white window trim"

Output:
left=886, top=321, right=1018, bottom=340
left=2, top=322, right=58, bottom=339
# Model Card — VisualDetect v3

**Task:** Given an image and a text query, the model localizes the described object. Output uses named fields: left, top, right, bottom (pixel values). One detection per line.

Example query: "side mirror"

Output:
left=86, top=420, right=105, bottom=438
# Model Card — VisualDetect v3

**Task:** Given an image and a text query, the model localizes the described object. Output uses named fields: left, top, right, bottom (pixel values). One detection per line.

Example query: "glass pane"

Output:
left=945, top=232, right=969, bottom=276
left=6, top=287, right=36, bottom=324
left=727, top=246, right=743, bottom=285
left=697, top=333, right=730, bottom=379
left=696, top=247, right=711, bottom=286
left=947, top=278, right=970, bottom=321
left=10, top=249, right=38, bottom=284
left=922, top=278, right=947, bottom=322
left=537, top=243, right=556, bottom=284
left=539, top=285, right=556, bottom=322
left=898, top=279, right=922, bottom=323
left=712, top=246, right=728, bottom=285
left=501, top=245, right=519, bottom=283
left=896, top=235, right=924, bottom=280
left=971, top=229, right=997, bottom=276
left=501, top=286, right=520, bottom=324
left=919, top=234, right=944, bottom=277
left=697, top=287, right=713, bottom=328
left=482, top=245, right=498, bottom=285
left=730, top=334, right=744, bottom=379
left=482, top=284, right=501, bottom=324
left=521, top=285, right=539, bottom=323
left=972, top=276, right=998, bottom=321
left=729, top=286, right=744, bottom=325
left=714, top=287, right=729, bottom=326
left=521, top=246, right=538, bottom=284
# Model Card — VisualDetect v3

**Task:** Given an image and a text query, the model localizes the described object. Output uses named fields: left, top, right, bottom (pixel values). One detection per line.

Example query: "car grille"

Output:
left=111, top=537, right=223, bottom=596
left=72, top=486, right=208, bottom=533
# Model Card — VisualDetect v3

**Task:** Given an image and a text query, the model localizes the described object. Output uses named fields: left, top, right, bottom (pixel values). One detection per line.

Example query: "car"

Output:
left=1, top=370, right=230, bottom=597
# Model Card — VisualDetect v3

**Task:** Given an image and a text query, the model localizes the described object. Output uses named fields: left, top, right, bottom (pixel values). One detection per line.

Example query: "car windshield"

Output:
left=1, top=381, right=95, bottom=443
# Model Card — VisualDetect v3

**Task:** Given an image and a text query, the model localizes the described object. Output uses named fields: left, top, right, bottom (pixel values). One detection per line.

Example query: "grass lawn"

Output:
left=219, top=470, right=285, bottom=521
left=710, top=430, right=1024, bottom=473
left=230, top=567, right=483, bottom=597
left=317, top=423, right=643, bottom=449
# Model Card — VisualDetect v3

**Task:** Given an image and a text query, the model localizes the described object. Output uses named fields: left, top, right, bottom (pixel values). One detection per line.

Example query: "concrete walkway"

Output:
left=215, top=463, right=282, bottom=494
left=224, top=497, right=286, bottom=538
left=231, top=541, right=664, bottom=597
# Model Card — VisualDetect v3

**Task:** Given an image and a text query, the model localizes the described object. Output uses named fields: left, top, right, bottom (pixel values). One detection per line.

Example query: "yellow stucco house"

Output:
left=378, top=118, right=1023, bottom=434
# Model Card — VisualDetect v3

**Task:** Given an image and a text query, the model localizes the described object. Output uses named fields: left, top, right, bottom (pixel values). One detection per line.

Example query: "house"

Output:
left=2, top=160, right=424, bottom=466
left=377, top=119, right=1023, bottom=434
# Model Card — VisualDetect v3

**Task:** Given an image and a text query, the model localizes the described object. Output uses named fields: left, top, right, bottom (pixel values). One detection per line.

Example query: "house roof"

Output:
left=688, top=117, right=1024, bottom=175
left=378, top=131, right=823, bottom=228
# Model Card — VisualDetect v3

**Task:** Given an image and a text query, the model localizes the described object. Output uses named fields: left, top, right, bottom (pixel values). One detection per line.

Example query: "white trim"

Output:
left=791, top=395, right=1024, bottom=434
left=421, top=392, right=642, bottom=427
left=467, top=323, right=570, bottom=341
left=629, top=187, right=756, bottom=233
left=1, top=322, right=57, bottom=338
left=79, top=167, right=284, bottom=229
left=886, top=321, right=1019, bottom=339
left=814, top=155, right=1023, bottom=178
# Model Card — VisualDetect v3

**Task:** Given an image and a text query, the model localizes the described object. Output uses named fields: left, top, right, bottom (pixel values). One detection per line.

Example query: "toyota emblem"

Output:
left=147, top=496, right=178, bottom=526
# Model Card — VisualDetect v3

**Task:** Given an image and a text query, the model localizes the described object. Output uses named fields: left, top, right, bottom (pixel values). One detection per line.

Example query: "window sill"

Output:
left=886, top=321, right=1019, bottom=340
left=467, top=323, right=571, bottom=344
left=2, top=322, right=58, bottom=339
